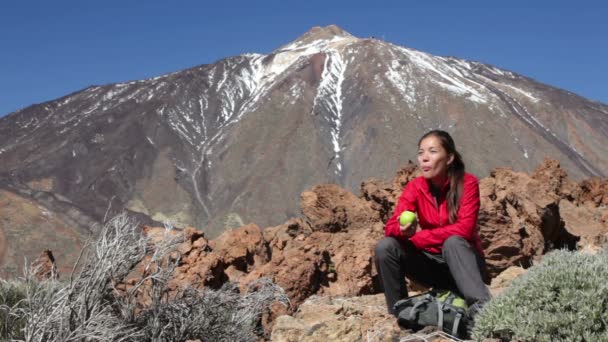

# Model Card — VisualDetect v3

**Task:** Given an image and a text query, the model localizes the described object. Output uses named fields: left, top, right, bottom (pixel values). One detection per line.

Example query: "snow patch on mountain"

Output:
left=393, top=46, right=488, bottom=104
left=312, top=49, right=347, bottom=176
left=198, top=98, right=209, bottom=140
left=280, top=35, right=353, bottom=53
left=501, top=83, right=540, bottom=103
left=385, top=59, right=417, bottom=107
left=488, top=66, right=506, bottom=76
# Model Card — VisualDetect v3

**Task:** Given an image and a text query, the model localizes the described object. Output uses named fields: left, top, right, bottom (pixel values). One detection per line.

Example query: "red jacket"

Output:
left=385, top=173, right=484, bottom=255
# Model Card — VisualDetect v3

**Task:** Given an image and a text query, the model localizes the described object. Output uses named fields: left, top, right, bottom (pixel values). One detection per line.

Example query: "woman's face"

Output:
left=417, top=135, right=454, bottom=184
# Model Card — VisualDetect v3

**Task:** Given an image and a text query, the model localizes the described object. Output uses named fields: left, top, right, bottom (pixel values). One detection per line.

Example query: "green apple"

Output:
left=399, top=211, right=416, bottom=225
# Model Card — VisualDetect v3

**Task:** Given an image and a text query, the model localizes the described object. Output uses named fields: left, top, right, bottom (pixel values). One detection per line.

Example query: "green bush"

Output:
left=472, top=248, right=608, bottom=341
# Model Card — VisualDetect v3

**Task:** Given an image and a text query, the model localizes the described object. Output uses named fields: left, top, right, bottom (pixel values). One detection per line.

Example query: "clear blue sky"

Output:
left=1, top=0, right=606, bottom=117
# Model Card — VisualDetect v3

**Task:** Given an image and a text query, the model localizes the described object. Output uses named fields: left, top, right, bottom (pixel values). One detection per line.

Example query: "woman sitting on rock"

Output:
left=375, top=129, right=491, bottom=317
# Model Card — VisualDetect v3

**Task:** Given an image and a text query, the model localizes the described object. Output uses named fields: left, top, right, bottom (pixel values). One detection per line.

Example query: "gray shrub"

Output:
left=472, top=248, right=608, bottom=342
left=0, top=213, right=288, bottom=342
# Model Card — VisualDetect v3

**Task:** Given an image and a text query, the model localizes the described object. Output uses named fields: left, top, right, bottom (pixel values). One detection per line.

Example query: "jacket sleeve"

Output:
left=385, top=180, right=418, bottom=243
left=409, top=175, right=480, bottom=249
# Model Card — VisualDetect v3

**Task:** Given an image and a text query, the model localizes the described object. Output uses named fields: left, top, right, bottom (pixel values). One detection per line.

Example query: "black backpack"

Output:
left=393, top=290, right=470, bottom=338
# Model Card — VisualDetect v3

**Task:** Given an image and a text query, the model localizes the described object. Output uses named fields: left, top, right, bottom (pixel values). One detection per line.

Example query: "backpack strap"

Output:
left=407, top=294, right=432, bottom=321
left=445, top=292, right=456, bottom=304
left=436, top=299, right=444, bottom=331
left=452, top=311, right=463, bottom=336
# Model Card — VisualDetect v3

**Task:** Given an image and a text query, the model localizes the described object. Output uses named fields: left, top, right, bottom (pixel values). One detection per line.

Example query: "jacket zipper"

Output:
left=425, top=181, right=445, bottom=227
left=437, top=198, right=443, bottom=226
left=433, top=196, right=443, bottom=226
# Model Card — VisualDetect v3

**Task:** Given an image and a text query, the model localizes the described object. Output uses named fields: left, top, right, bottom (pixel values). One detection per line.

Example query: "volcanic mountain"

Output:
left=0, top=25, right=607, bottom=275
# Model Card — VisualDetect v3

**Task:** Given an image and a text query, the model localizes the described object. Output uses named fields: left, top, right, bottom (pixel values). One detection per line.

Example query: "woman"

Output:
left=375, top=130, right=490, bottom=317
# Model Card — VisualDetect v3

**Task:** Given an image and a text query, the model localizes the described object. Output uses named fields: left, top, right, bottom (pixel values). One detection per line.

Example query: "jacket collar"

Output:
left=419, top=176, right=450, bottom=204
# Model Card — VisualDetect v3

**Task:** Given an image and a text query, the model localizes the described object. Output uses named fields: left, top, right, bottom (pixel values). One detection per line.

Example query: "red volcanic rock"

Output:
left=478, top=167, right=578, bottom=277
left=529, top=159, right=608, bottom=247
left=210, top=224, right=269, bottom=270
left=576, top=177, right=608, bottom=207
left=297, top=185, right=385, bottom=296
left=126, top=182, right=387, bottom=310
left=531, top=158, right=578, bottom=200
left=242, top=219, right=324, bottom=306
left=32, top=249, right=57, bottom=280
left=300, top=184, right=380, bottom=232
left=169, top=225, right=265, bottom=291
left=359, top=162, right=420, bottom=222
left=391, top=161, right=421, bottom=190
left=308, top=226, right=384, bottom=297
left=559, top=192, right=608, bottom=248
left=250, top=184, right=384, bottom=306
left=241, top=243, right=325, bottom=306
left=360, top=178, right=397, bottom=223
left=248, top=221, right=384, bottom=305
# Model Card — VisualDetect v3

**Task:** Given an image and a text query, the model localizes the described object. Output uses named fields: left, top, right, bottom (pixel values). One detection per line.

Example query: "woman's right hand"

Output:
left=400, top=219, right=418, bottom=238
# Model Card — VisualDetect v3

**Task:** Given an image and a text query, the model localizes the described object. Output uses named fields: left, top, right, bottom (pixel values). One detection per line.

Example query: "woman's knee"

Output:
left=441, top=236, right=471, bottom=258
left=442, top=235, right=469, bottom=250
left=375, top=237, right=401, bottom=261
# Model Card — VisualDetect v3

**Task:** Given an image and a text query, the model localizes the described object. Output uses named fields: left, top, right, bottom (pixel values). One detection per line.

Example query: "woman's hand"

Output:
left=400, top=218, right=418, bottom=238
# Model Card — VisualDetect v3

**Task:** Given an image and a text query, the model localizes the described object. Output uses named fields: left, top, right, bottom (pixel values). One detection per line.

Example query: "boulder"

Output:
left=478, top=167, right=578, bottom=277
left=300, top=184, right=380, bottom=232
left=489, top=266, right=527, bottom=296
left=574, top=177, right=608, bottom=207
left=32, top=249, right=57, bottom=280
left=360, top=161, right=420, bottom=223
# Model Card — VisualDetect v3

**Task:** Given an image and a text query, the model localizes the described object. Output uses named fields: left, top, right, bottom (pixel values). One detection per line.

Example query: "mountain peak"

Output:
left=302, top=25, right=353, bottom=39
left=276, top=25, right=355, bottom=52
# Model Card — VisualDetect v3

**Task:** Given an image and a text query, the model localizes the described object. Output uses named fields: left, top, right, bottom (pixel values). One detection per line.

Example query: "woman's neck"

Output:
left=430, top=174, right=448, bottom=189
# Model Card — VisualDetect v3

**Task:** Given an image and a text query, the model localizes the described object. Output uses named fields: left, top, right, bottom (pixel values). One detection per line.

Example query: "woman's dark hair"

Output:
left=418, top=130, right=465, bottom=224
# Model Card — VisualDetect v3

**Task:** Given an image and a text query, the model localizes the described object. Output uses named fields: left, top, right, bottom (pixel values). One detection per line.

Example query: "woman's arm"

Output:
left=385, top=179, right=418, bottom=243
left=409, top=175, right=480, bottom=249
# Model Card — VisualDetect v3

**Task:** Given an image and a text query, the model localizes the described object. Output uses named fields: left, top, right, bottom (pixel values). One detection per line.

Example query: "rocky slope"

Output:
left=1, top=25, right=607, bottom=276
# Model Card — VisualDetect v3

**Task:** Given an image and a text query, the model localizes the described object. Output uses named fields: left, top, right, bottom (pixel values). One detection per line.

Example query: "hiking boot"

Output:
left=464, top=301, right=486, bottom=338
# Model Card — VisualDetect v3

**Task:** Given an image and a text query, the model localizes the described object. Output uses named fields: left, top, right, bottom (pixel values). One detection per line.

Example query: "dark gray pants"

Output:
left=375, top=236, right=491, bottom=315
